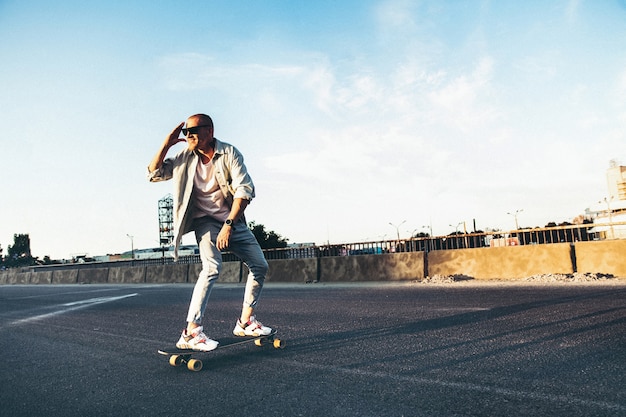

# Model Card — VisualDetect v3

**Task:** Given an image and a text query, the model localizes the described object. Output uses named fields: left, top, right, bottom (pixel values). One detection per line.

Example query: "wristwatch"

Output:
left=225, top=219, right=234, bottom=227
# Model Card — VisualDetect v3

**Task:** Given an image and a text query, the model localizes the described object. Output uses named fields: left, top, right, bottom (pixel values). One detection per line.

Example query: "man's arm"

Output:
left=148, top=122, right=185, bottom=173
left=216, top=198, right=250, bottom=251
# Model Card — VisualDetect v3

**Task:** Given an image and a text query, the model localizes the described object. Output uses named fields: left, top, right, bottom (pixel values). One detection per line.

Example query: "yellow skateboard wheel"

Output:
left=187, top=358, right=203, bottom=372
left=169, top=355, right=184, bottom=367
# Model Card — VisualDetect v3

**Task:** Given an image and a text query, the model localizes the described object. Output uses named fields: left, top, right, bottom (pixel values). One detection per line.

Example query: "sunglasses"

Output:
left=182, top=125, right=211, bottom=136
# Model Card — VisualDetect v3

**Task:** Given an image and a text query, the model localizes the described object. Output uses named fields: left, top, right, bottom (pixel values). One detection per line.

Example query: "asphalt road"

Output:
left=0, top=281, right=625, bottom=417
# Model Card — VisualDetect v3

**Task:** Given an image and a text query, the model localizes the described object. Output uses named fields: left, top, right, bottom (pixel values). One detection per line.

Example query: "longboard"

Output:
left=158, top=330, right=285, bottom=371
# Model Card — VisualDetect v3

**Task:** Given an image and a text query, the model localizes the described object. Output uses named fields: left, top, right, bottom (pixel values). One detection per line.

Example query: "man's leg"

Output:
left=186, top=217, right=223, bottom=331
left=229, top=222, right=269, bottom=329
left=174, top=218, right=222, bottom=351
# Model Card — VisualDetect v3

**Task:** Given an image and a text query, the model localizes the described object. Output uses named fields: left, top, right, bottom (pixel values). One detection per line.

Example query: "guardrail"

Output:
left=262, top=221, right=625, bottom=259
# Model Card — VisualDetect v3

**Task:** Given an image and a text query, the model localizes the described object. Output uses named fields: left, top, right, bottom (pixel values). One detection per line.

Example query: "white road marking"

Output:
left=2, top=288, right=120, bottom=300
left=9, top=293, right=138, bottom=326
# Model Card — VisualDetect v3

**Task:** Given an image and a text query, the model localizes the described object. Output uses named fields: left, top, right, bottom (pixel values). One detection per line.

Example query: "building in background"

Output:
left=586, top=160, right=626, bottom=239
left=606, top=159, right=626, bottom=200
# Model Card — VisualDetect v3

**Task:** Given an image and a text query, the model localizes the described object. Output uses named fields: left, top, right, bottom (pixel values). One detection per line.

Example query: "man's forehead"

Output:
left=186, top=116, right=201, bottom=126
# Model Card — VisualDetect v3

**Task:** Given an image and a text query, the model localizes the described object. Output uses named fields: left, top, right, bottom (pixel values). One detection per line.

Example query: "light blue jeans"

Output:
left=186, top=216, right=269, bottom=324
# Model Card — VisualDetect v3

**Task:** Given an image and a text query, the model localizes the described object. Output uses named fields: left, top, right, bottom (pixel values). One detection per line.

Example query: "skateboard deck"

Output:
left=158, top=330, right=284, bottom=371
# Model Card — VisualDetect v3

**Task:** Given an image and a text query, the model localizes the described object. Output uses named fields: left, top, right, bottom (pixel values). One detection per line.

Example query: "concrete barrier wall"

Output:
left=428, top=243, right=574, bottom=279
left=109, top=266, right=146, bottom=284
left=52, top=269, right=78, bottom=284
left=189, top=262, right=242, bottom=283
left=1, top=240, right=624, bottom=284
left=77, top=268, right=109, bottom=284
left=3, top=270, right=30, bottom=284
left=575, top=240, right=626, bottom=277
left=267, top=258, right=318, bottom=283
left=320, top=252, right=424, bottom=282
left=146, top=264, right=189, bottom=283
left=30, top=271, right=52, bottom=284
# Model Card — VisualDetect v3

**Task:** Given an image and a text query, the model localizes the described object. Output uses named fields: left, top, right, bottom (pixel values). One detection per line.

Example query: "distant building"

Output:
left=586, top=160, right=626, bottom=239
left=606, top=159, right=626, bottom=201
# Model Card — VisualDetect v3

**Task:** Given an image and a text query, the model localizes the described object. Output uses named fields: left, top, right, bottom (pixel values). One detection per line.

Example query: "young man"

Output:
left=148, top=114, right=271, bottom=351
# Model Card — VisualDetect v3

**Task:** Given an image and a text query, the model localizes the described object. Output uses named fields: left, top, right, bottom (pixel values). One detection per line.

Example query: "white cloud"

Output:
left=300, top=63, right=337, bottom=114
left=420, top=56, right=501, bottom=135
left=565, top=0, right=581, bottom=24
left=513, top=54, right=558, bottom=79
left=375, top=0, right=417, bottom=29
left=158, top=53, right=306, bottom=92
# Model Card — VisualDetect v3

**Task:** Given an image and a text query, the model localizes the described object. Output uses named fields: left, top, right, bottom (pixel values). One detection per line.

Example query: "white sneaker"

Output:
left=176, top=326, right=219, bottom=351
left=233, top=316, right=272, bottom=337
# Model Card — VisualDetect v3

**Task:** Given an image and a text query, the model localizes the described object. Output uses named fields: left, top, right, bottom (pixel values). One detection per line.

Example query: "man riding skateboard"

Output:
left=148, top=113, right=271, bottom=351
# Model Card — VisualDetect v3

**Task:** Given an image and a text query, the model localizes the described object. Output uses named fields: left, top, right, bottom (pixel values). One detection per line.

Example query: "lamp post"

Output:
left=421, top=225, right=433, bottom=252
left=449, top=222, right=462, bottom=234
left=601, top=197, right=614, bottom=239
left=448, top=222, right=463, bottom=249
left=126, top=234, right=135, bottom=259
left=389, top=220, right=406, bottom=241
left=507, top=209, right=523, bottom=230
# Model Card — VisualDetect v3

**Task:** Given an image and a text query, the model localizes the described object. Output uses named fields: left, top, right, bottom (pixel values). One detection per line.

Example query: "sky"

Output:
left=1, top=0, right=626, bottom=260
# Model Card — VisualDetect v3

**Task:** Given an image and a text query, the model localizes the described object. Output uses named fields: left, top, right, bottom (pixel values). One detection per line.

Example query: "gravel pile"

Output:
left=522, top=272, right=615, bottom=282
left=419, top=272, right=616, bottom=284
left=420, top=274, right=474, bottom=283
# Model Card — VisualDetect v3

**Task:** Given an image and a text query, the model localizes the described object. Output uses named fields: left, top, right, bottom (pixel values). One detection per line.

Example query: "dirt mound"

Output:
left=418, top=272, right=616, bottom=284
left=523, top=272, right=615, bottom=282
left=419, top=274, right=474, bottom=283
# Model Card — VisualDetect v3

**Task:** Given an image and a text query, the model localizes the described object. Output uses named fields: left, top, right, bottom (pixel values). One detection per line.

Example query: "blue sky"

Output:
left=1, top=0, right=625, bottom=259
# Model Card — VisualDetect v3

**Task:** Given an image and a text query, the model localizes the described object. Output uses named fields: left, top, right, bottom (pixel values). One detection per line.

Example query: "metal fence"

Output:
left=261, top=221, right=625, bottom=259
left=26, top=221, right=626, bottom=272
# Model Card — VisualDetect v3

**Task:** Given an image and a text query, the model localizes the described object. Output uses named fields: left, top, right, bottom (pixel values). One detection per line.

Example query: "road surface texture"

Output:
left=0, top=280, right=625, bottom=416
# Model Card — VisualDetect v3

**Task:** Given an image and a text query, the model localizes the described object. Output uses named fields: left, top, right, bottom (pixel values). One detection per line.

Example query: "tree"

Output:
left=4, top=234, right=35, bottom=268
left=248, top=221, right=289, bottom=249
